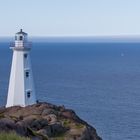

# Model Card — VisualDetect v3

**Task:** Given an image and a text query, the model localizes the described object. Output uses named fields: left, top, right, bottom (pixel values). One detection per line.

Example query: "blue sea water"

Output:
left=0, top=42, right=140, bottom=140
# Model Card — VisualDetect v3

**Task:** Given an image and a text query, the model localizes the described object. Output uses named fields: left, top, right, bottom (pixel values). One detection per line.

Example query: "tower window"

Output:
left=19, top=36, right=23, bottom=40
left=25, top=71, right=29, bottom=78
left=24, top=54, right=28, bottom=58
left=27, top=91, right=31, bottom=98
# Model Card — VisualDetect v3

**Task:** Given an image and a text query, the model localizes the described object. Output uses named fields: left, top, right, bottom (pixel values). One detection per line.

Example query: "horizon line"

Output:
left=0, top=34, right=140, bottom=38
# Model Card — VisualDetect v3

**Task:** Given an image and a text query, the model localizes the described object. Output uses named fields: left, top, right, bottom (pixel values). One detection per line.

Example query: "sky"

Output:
left=0, top=0, right=140, bottom=37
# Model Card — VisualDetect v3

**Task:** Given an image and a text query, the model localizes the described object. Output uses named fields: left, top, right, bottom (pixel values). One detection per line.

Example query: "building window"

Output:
left=24, top=54, right=28, bottom=58
left=27, top=91, right=31, bottom=98
left=19, top=36, right=23, bottom=40
left=26, top=71, right=29, bottom=78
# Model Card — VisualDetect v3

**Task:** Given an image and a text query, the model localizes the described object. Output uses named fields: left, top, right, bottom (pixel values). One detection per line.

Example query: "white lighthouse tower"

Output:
left=6, top=29, right=36, bottom=107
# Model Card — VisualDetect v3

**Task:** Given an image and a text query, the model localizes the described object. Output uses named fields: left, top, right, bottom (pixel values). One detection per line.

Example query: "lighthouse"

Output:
left=6, top=29, right=36, bottom=107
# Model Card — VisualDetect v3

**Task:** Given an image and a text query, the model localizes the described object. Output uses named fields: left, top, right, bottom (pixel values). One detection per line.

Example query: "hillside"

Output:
left=0, top=102, right=102, bottom=140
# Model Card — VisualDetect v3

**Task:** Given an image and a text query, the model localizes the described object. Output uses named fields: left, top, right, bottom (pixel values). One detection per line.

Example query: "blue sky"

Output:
left=0, top=0, right=140, bottom=36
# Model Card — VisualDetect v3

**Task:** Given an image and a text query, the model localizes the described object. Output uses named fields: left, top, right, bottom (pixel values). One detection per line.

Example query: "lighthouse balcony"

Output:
left=10, top=42, right=32, bottom=50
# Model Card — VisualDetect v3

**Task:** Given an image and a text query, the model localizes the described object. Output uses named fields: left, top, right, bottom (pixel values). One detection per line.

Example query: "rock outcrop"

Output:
left=0, top=102, right=102, bottom=140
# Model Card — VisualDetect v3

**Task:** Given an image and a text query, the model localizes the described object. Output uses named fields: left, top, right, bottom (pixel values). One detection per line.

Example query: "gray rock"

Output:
left=0, top=102, right=102, bottom=140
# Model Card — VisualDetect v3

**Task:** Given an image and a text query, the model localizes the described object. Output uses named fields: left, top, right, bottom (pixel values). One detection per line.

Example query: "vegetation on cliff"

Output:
left=0, top=102, right=102, bottom=140
left=0, top=132, right=30, bottom=140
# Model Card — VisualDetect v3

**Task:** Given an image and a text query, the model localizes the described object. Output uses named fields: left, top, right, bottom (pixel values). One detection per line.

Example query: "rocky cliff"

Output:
left=0, top=102, right=102, bottom=140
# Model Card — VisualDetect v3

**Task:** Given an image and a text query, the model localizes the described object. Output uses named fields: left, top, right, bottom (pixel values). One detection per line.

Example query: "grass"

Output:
left=63, top=119, right=84, bottom=129
left=0, top=132, right=30, bottom=140
left=27, top=127, right=48, bottom=140
left=63, top=119, right=71, bottom=127
left=0, top=114, right=4, bottom=119
left=75, top=123, right=84, bottom=129
left=9, top=115, right=18, bottom=121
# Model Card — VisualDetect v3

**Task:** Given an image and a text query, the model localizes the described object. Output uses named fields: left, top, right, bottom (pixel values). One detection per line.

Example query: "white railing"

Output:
left=10, top=42, right=32, bottom=48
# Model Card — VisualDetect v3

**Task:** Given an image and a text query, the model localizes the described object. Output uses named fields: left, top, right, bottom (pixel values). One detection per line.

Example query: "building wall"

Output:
left=6, top=50, right=25, bottom=107
left=6, top=49, right=36, bottom=107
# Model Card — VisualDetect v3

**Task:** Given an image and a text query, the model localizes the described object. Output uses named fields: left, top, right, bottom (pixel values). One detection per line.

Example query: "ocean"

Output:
left=0, top=41, right=140, bottom=140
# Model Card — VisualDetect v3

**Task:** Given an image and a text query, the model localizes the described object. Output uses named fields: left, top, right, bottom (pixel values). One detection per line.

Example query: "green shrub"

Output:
left=0, top=132, right=30, bottom=140
left=63, top=119, right=71, bottom=127
left=75, top=123, right=84, bottom=129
